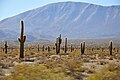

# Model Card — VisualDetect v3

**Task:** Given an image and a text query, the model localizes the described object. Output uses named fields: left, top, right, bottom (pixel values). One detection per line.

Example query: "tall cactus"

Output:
left=109, top=40, right=113, bottom=55
left=55, top=34, right=62, bottom=54
left=18, top=20, right=26, bottom=58
left=80, top=41, right=85, bottom=55
left=4, top=41, right=8, bottom=54
left=64, top=38, right=67, bottom=53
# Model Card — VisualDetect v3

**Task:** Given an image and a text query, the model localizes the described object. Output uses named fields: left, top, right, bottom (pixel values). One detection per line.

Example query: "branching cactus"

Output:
left=18, top=20, right=26, bottom=58
left=80, top=41, right=85, bottom=55
left=109, top=40, right=113, bottom=55
left=64, top=38, right=67, bottom=53
left=55, top=34, right=62, bottom=54
left=4, top=41, right=8, bottom=54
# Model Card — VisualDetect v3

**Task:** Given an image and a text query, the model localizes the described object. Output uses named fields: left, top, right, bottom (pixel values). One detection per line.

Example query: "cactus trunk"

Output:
left=20, top=42, right=24, bottom=58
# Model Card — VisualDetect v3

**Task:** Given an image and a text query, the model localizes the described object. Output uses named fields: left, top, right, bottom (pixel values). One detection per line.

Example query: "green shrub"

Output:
left=2, top=64, right=74, bottom=80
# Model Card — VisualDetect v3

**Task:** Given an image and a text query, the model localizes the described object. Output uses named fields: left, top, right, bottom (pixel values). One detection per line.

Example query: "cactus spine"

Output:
left=109, top=40, right=113, bottom=55
left=55, top=34, right=62, bottom=54
left=4, top=41, right=8, bottom=54
left=80, top=41, right=85, bottom=55
left=18, top=20, right=26, bottom=58
left=64, top=38, right=67, bottom=53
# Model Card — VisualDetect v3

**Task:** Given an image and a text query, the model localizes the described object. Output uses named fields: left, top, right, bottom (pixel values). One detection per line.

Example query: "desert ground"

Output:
left=0, top=39, right=120, bottom=80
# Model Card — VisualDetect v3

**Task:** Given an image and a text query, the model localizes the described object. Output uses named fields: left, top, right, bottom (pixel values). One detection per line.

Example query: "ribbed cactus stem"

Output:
left=18, top=20, right=26, bottom=58
left=4, top=41, right=8, bottom=54
left=109, top=40, right=113, bottom=55
left=64, top=38, right=67, bottom=53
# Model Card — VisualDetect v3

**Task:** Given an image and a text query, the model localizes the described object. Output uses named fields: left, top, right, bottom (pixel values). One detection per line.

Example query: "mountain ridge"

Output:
left=1, top=1, right=120, bottom=22
left=0, top=1, right=120, bottom=41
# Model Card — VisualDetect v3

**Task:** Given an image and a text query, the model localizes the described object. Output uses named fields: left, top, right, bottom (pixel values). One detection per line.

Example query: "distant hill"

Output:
left=0, top=1, right=120, bottom=41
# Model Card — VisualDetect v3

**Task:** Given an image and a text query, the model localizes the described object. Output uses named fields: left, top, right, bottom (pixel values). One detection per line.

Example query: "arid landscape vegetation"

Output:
left=0, top=1, right=120, bottom=80
left=0, top=21, right=119, bottom=80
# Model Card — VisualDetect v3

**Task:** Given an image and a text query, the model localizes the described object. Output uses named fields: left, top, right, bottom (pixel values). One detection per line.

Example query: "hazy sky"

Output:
left=0, top=0, right=120, bottom=21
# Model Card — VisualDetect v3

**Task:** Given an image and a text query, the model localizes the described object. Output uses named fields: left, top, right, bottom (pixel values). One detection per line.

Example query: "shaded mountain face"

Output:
left=0, top=2, right=120, bottom=41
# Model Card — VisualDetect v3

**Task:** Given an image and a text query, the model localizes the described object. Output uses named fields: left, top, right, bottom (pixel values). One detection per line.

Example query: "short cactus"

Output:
left=109, top=40, right=113, bottom=55
left=18, top=20, right=26, bottom=58
left=80, top=41, right=85, bottom=55
left=64, top=38, right=67, bottom=53
left=4, top=41, right=8, bottom=54
left=42, top=45, right=44, bottom=52
left=48, top=46, right=50, bottom=53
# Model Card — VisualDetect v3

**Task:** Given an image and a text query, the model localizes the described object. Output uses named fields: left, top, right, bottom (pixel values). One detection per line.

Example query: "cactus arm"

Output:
left=60, top=34, right=61, bottom=38
left=18, top=38, right=21, bottom=42
left=23, top=35, right=26, bottom=42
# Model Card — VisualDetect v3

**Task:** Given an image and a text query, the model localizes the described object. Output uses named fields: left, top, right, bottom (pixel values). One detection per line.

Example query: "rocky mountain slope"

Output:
left=0, top=2, right=120, bottom=41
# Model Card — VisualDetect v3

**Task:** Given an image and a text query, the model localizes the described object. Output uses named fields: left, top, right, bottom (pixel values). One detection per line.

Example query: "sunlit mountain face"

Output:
left=0, top=2, right=120, bottom=41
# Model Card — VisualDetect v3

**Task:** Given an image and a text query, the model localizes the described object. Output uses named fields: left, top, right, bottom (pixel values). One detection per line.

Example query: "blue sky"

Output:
left=0, top=0, right=120, bottom=21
